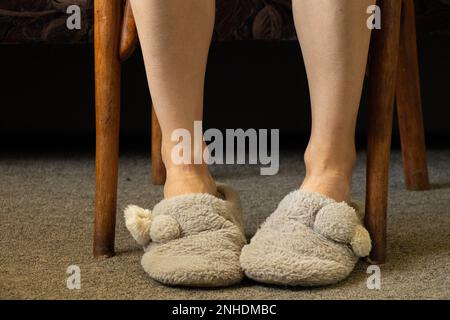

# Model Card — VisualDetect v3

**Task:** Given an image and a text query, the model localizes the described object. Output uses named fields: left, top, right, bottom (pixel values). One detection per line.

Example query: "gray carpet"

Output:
left=1, top=150, right=449, bottom=299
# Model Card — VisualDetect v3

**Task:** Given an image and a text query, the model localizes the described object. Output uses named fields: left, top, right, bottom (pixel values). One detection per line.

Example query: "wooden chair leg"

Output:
left=396, top=0, right=430, bottom=191
left=93, top=0, right=122, bottom=258
left=151, top=105, right=166, bottom=185
left=365, top=0, right=403, bottom=264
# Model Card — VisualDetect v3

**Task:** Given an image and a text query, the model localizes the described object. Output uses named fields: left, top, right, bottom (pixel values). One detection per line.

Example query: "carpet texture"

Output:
left=1, top=150, right=449, bottom=299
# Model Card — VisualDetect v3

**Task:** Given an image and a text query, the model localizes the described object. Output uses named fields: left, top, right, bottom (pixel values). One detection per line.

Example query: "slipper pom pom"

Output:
left=314, top=202, right=358, bottom=243
left=314, top=202, right=372, bottom=257
left=150, top=214, right=181, bottom=243
left=124, top=205, right=153, bottom=246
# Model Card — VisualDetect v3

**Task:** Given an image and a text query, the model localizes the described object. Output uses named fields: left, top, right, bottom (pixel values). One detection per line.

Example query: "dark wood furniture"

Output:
left=89, top=0, right=429, bottom=264
left=365, top=0, right=430, bottom=264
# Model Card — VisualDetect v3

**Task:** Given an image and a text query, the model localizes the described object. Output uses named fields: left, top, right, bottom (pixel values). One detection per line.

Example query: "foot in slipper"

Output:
left=124, top=184, right=246, bottom=287
left=240, top=190, right=371, bottom=286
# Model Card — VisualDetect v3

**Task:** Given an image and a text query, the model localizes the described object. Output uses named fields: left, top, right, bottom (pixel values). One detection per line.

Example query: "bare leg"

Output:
left=293, top=0, right=375, bottom=202
left=130, top=0, right=216, bottom=198
left=240, top=2, right=376, bottom=285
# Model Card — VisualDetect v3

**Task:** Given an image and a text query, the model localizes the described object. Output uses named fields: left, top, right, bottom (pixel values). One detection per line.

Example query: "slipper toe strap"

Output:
left=313, top=202, right=372, bottom=257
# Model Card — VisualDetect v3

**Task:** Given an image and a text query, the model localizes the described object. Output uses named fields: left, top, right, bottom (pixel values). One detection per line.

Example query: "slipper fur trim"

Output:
left=124, top=205, right=152, bottom=246
left=125, top=183, right=246, bottom=287
left=241, top=189, right=372, bottom=286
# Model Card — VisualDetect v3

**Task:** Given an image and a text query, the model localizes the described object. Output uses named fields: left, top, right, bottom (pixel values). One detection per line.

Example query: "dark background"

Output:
left=1, top=37, right=449, bottom=152
left=1, top=0, right=450, bottom=152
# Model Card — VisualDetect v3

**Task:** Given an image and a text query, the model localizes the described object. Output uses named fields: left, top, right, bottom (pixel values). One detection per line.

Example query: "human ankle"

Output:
left=301, top=144, right=355, bottom=202
left=161, top=139, right=208, bottom=169
left=164, top=167, right=217, bottom=198
left=163, top=159, right=217, bottom=198
left=304, top=142, right=356, bottom=177
left=165, top=162, right=210, bottom=179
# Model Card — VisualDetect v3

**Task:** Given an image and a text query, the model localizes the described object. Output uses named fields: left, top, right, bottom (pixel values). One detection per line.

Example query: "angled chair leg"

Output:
left=119, top=0, right=138, bottom=62
left=365, top=0, right=403, bottom=264
left=151, top=105, right=166, bottom=185
left=93, top=0, right=122, bottom=258
left=396, top=0, right=430, bottom=191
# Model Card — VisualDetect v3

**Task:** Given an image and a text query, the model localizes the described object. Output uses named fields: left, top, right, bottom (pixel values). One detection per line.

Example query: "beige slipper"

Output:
left=124, top=184, right=246, bottom=287
left=240, top=190, right=371, bottom=286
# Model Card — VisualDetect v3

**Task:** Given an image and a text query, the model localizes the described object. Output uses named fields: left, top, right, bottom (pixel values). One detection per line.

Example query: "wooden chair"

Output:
left=93, top=0, right=430, bottom=264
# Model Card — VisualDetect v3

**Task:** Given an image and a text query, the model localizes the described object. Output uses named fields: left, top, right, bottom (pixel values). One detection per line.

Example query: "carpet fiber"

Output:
left=1, top=150, right=449, bottom=299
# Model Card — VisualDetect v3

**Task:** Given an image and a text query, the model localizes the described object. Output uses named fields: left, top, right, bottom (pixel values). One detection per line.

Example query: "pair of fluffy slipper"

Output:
left=124, top=184, right=371, bottom=287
